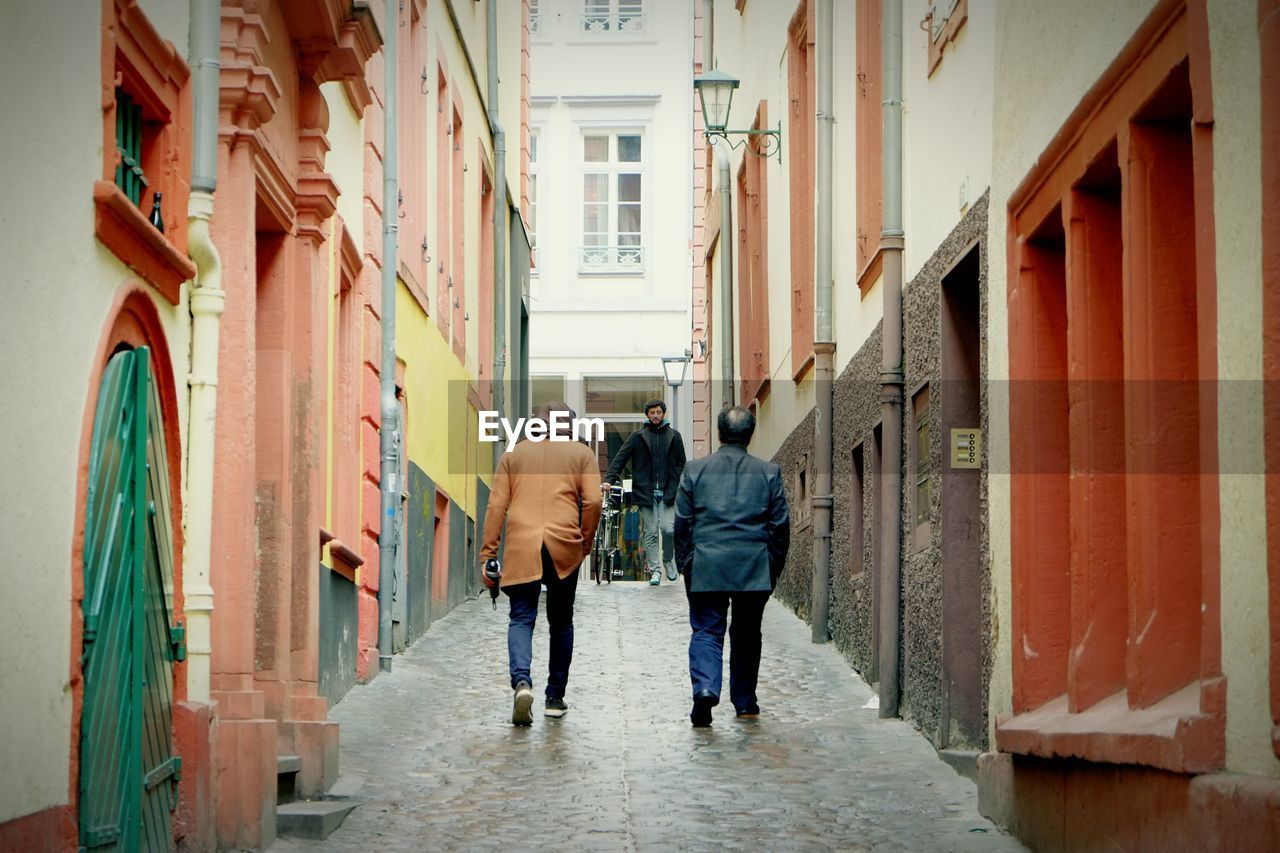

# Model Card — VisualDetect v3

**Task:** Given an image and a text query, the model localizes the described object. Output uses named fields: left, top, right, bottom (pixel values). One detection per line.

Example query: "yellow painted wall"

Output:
left=398, top=282, right=493, bottom=520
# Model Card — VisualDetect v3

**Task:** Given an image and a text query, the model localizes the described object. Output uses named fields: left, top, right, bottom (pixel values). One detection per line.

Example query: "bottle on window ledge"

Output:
left=149, top=192, right=164, bottom=233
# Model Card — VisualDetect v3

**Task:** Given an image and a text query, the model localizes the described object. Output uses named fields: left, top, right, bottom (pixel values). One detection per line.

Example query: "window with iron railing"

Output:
left=582, top=0, right=644, bottom=34
left=581, top=132, right=644, bottom=273
left=114, top=88, right=148, bottom=206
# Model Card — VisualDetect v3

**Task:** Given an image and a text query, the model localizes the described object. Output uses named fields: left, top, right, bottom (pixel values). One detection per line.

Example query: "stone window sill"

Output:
left=995, top=680, right=1224, bottom=774
left=94, top=180, right=195, bottom=304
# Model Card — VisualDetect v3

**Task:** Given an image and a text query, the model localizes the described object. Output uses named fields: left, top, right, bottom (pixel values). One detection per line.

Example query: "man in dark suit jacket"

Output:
left=674, top=406, right=790, bottom=727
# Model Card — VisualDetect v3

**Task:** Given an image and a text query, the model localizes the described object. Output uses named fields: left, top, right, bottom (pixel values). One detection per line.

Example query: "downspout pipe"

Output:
left=716, top=141, right=734, bottom=411
left=878, top=0, right=906, bottom=718
left=487, top=0, right=508, bottom=452
left=377, top=0, right=400, bottom=673
left=703, top=0, right=714, bottom=68
left=183, top=0, right=223, bottom=705
left=810, top=0, right=835, bottom=644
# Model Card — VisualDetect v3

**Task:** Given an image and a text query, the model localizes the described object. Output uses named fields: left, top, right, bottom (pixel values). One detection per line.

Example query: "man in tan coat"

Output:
left=480, top=402, right=602, bottom=725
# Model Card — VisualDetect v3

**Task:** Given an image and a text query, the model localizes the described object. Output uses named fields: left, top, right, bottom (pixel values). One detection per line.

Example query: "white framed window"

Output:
left=582, top=0, right=644, bottom=34
left=580, top=131, right=643, bottom=273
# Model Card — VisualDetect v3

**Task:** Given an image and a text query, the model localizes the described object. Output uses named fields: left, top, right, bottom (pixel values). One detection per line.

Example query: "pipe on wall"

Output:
left=810, top=0, right=835, bottom=644
left=878, top=0, right=906, bottom=718
left=488, top=0, right=508, bottom=448
left=717, top=140, right=735, bottom=411
left=183, top=0, right=224, bottom=704
left=377, top=0, right=400, bottom=673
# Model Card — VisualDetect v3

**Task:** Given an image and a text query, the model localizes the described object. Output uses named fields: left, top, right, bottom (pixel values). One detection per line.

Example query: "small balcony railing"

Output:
left=581, top=4, right=644, bottom=34
left=579, top=245, right=644, bottom=273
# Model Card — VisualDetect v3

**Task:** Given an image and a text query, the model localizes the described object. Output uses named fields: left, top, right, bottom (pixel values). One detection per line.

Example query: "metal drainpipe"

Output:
left=183, top=0, right=223, bottom=705
left=488, top=0, right=507, bottom=453
left=703, top=0, right=714, bottom=69
left=878, top=0, right=905, bottom=718
left=717, top=142, right=734, bottom=411
left=810, top=0, right=835, bottom=644
left=377, top=0, right=400, bottom=673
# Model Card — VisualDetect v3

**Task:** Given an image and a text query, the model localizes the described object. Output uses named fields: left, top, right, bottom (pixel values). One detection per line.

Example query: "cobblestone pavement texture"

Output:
left=271, top=580, right=1025, bottom=852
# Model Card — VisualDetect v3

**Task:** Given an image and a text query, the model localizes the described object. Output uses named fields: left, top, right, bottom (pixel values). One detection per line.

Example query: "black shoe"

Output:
left=512, top=681, right=534, bottom=726
left=545, top=696, right=569, bottom=718
left=691, top=690, right=717, bottom=728
left=735, top=704, right=760, bottom=718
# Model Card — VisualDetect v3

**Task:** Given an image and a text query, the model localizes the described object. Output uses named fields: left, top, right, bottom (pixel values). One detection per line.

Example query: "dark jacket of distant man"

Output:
left=604, top=418, right=687, bottom=509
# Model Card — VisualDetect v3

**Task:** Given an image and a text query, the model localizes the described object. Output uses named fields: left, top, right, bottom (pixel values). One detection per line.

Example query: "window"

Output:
left=788, top=0, right=816, bottom=380
left=1002, top=0, right=1221, bottom=774
left=95, top=0, right=196, bottom=305
left=925, top=0, right=967, bottom=76
left=794, top=454, right=811, bottom=529
left=912, top=385, right=932, bottom=544
left=583, top=376, right=663, bottom=415
left=582, top=0, right=644, bottom=34
left=114, top=88, right=149, bottom=206
left=736, top=101, right=771, bottom=404
left=580, top=132, right=643, bottom=273
left=855, top=0, right=883, bottom=288
left=531, top=375, right=566, bottom=409
left=584, top=375, right=664, bottom=475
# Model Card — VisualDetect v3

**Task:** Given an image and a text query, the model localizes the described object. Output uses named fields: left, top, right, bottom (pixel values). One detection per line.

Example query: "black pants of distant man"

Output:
left=683, top=573, right=770, bottom=714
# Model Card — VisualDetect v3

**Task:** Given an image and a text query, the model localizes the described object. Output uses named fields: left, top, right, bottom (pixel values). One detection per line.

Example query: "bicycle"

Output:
left=591, top=484, right=624, bottom=584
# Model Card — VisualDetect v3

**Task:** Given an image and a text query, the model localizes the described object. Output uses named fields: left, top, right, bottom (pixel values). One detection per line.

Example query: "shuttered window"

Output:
left=114, top=88, right=148, bottom=206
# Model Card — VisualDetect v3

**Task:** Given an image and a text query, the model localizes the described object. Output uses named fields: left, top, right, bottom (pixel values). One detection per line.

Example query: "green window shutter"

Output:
left=114, top=88, right=147, bottom=206
left=80, top=347, right=180, bottom=851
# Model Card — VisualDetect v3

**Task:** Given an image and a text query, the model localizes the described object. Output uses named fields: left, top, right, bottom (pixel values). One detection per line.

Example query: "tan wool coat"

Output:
left=480, top=437, right=603, bottom=587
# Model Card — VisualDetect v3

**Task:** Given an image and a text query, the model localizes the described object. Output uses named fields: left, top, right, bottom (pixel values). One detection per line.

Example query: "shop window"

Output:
left=95, top=0, right=195, bottom=304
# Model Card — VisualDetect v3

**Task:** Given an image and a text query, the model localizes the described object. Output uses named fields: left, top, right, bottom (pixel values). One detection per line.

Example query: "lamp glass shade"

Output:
left=661, top=355, right=690, bottom=387
left=694, top=69, right=739, bottom=134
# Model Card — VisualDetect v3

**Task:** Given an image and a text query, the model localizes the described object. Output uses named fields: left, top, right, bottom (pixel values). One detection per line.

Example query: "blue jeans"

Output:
left=684, top=573, right=770, bottom=712
left=506, top=547, right=579, bottom=698
left=643, top=501, right=675, bottom=576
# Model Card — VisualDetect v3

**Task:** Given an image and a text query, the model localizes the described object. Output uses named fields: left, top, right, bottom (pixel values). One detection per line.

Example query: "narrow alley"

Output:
left=271, top=582, right=1021, bottom=852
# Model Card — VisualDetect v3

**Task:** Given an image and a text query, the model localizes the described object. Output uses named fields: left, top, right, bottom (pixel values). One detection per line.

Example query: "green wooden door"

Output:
left=80, top=347, right=182, bottom=851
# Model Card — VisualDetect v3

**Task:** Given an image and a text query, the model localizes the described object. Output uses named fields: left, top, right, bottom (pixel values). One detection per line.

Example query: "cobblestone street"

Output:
left=272, top=579, right=1023, bottom=852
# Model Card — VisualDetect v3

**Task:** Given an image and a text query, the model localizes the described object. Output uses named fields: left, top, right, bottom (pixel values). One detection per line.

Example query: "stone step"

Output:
left=276, top=800, right=359, bottom=840
left=937, top=748, right=980, bottom=782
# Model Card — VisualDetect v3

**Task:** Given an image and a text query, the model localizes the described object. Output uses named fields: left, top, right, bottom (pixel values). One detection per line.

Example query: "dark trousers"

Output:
left=505, top=546, right=579, bottom=698
left=684, top=573, right=770, bottom=712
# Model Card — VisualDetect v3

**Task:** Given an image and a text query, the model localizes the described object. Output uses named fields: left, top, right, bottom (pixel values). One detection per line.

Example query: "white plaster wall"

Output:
left=987, top=0, right=1169, bottom=740
left=323, top=82, right=366, bottom=254
left=1205, top=0, right=1273, bottom=777
left=900, top=0, right=994, bottom=282
left=527, top=0, right=694, bottom=432
left=0, top=0, right=190, bottom=823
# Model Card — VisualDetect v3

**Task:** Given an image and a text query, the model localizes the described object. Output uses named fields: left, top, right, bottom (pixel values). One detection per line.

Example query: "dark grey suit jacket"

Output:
left=674, top=444, right=790, bottom=593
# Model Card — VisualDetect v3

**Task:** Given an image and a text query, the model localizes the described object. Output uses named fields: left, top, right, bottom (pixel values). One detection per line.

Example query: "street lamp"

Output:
left=661, top=351, right=692, bottom=434
left=693, top=68, right=783, bottom=163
